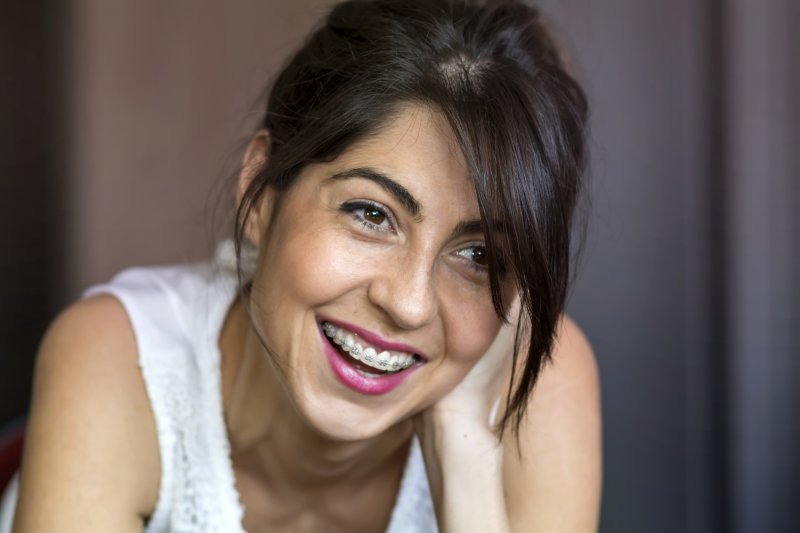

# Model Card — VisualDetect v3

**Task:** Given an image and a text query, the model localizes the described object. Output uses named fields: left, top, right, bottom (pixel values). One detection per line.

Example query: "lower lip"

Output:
left=319, top=326, right=419, bottom=395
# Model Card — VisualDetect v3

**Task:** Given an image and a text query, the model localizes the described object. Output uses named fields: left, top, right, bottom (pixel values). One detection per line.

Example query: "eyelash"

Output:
left=454, top=246, right=490, bottom=275
left=339, top=200, right=491, bottom=276
left=339, top=200, right=396, bottom=234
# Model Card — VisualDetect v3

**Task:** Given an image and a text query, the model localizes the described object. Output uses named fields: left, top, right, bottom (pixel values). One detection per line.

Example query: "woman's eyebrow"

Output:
left=327, top=167, right=422, bottom=217
left=448, top=219, right=508, bottom=241
left=449, top=219, right=484, bottom=239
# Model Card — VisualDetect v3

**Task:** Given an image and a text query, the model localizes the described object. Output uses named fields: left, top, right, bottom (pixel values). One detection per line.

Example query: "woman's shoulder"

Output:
left=86, top=262, right=238, bottom=349
left=502, top=315, right=602, bottom=532
left=35, top=294, right=147, bottom=381
left=551, top=315, right=598, bottom=381
left=13, top=295, right=160, bottom=531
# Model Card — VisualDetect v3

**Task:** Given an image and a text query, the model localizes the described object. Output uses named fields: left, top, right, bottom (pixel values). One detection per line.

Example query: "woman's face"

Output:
left=244, top=105, right=511, bottom=440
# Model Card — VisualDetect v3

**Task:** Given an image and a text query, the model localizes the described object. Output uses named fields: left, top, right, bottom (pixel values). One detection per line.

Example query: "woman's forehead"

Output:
left=331, top=106, right=474, bottom=197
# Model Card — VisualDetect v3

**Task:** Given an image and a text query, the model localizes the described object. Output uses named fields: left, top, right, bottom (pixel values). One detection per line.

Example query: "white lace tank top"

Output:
left=83, top=260, right=437, bottom=532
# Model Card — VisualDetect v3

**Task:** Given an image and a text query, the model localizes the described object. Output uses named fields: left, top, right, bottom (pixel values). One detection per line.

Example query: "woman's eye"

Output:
left=363, top=207, right=386, bottom=225
left=456, top=245, right=489, bottom=271
left=340, top=200, right=395, bottom=233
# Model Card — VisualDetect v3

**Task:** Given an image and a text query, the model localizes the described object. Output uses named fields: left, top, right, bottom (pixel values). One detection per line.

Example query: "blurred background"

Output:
left=1, top=0, right=798, bottom=531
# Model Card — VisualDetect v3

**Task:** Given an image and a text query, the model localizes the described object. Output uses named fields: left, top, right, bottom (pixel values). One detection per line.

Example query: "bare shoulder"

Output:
left=13, top=295, right=160, bottom=532
left=503, top=315, right=602, bottom=532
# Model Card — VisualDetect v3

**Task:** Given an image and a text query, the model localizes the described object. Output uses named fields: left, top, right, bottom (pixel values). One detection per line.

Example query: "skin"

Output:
left=12, top=105, right=601, bottom=532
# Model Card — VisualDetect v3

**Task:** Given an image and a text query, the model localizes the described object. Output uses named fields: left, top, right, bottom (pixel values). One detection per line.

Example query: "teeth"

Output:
left=344, top=334, right=355, bottom=349
left=322, top=321, right=416, bottom=373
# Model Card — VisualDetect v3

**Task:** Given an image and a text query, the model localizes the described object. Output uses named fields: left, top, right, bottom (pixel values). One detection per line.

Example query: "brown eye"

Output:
left=339, top=200, right=394, bottom=233
left=470, top=247, right=488, bottom=266
left=364, top=208, right=386, bottom=225
left=456, top=246, right=489, bottom=271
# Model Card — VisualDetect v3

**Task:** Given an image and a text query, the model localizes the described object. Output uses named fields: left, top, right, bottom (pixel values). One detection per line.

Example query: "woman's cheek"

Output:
left=444, top=309, right=503, bottom=365
left=277, top=223, right=356, bottom=301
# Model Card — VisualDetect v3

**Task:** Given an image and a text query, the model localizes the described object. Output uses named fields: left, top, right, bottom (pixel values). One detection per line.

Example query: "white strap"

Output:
left=0, top=472, right=19, bottom=533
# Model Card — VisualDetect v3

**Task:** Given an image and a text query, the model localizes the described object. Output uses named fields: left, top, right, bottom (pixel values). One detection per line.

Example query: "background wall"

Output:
left=541, top=1, right=724, bottom=531
left=0, top=0, right=63, bottom=438
left=65, top=0, right=338, bottom=296
left=2, top=1, right=798, bottom=532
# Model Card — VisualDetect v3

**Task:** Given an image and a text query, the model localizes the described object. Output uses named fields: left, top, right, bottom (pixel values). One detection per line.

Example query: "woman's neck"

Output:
left=218, top=298, right=412, bottom=498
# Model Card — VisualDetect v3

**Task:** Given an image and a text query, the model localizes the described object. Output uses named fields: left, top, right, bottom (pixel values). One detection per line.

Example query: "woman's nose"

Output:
left=366, top=253, right=438, bottom=330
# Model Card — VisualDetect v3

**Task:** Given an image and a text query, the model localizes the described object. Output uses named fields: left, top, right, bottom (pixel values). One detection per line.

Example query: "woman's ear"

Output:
left=237, top=130, right=272, bottom=247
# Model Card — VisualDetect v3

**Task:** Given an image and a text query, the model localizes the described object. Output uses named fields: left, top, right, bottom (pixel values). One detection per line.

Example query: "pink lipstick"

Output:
left=317, top=320, right=423, bottom=395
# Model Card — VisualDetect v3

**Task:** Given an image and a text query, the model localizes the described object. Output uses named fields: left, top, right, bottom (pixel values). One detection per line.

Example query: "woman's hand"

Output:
left=426, top=299, right=521, bottom=429
left=413, top=299, right=521, bottom=533
left=415, top=313, right=602, bottom=533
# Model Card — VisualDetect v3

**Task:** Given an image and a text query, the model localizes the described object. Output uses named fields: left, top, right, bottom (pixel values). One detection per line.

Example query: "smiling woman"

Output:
left=234, top=108, right=510, bottom=442
left=8, top=1, right=600, bottom=532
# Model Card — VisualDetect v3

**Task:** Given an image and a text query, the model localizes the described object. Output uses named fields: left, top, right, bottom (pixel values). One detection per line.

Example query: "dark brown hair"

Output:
left=236, top=0, right=588, bottom=437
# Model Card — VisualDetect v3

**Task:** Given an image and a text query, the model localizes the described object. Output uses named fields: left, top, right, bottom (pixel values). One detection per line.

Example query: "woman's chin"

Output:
left=299, top=395, right=408, bottom=442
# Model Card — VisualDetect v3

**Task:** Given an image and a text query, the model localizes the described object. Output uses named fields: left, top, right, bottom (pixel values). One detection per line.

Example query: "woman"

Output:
left=11, top=0, right=601, bottom=531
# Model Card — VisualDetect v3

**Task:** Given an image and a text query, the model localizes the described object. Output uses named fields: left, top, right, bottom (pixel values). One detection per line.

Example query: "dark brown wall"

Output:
left=0, top=0, right=63, bottom=430
left=542, top=0, right=800, bottom=531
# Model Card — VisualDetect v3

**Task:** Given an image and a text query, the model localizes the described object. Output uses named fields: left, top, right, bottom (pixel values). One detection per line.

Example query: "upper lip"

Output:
left=319, top=316, right=428, bottom=361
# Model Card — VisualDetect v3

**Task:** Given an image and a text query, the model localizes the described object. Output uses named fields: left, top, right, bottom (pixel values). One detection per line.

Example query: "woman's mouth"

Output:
left=322, top=321, right=418, bottom=375
left=318, top=319, right=424, bottom=395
